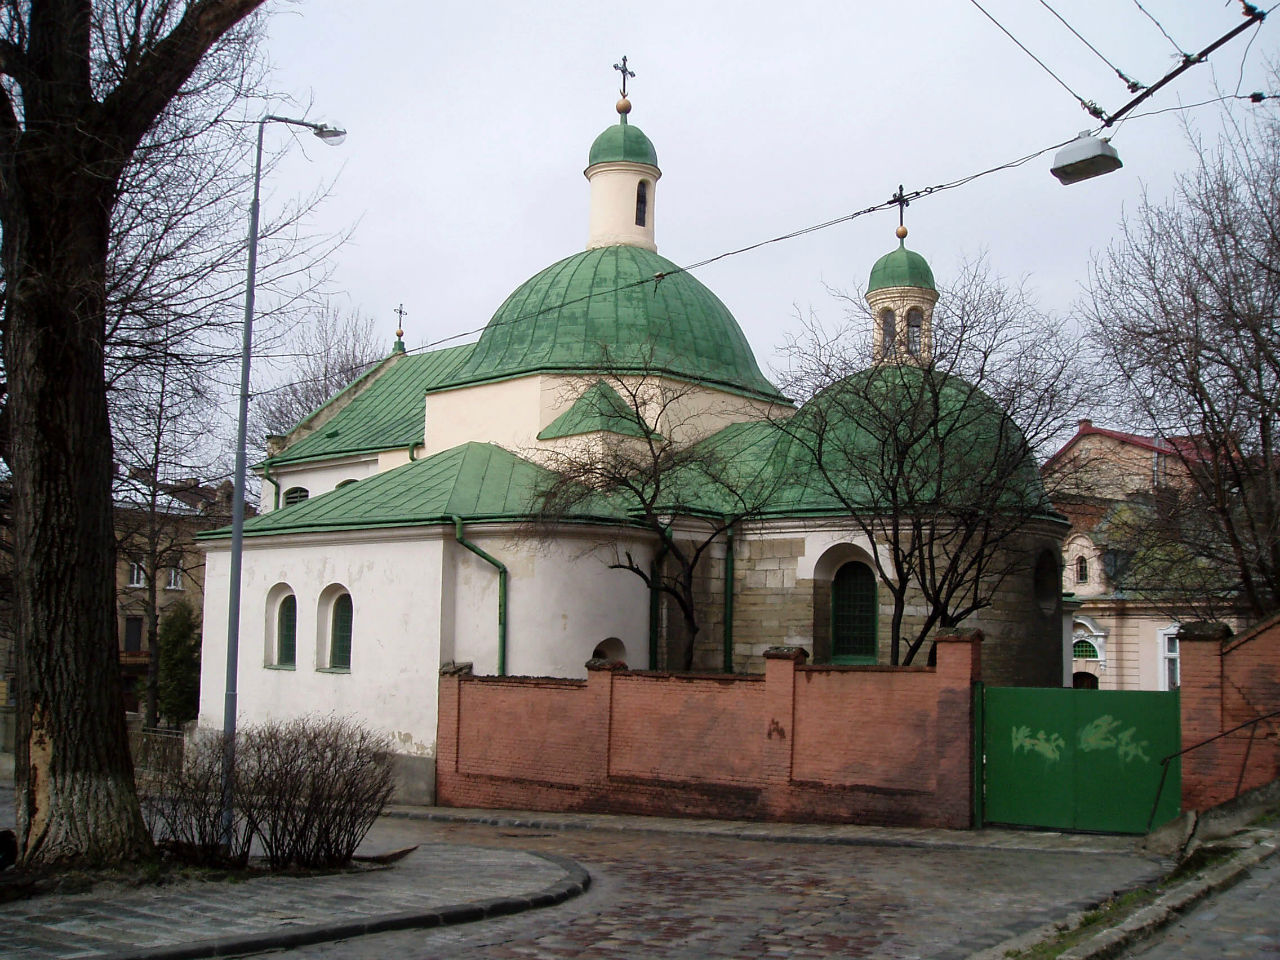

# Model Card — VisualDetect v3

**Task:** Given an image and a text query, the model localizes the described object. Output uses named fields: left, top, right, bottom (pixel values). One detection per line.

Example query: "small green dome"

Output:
left=867, top=241, right=936, bottom=293
left=453, top=246, right=782, bottom=401
left=588, top=119, right=659, bottom=169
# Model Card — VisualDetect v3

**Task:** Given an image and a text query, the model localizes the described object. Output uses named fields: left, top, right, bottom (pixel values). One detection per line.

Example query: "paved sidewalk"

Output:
left=1, top=814, right=587, bottom=960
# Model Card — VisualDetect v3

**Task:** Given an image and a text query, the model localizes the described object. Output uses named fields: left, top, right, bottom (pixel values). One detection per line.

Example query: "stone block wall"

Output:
left=436, top=634, right=981, bottom=828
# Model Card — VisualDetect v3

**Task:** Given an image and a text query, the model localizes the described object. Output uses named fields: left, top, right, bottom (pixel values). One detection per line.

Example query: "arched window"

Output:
left=906, top=308, right=923, bottom=356
left=1075, top=555, right=1089, bottom=584
left=276, top=594, right=297, bottom=667
left=1072, top=638, right=1099, bottom=660
left=330, top=593, right=353, bottom=670
left=831, top=562, right=877, bottom=663
left=635, top=180, right=649, bottom=227
left=880, top=309, right=896, bottom=357
left=283, top=486, right=309, bottom=506
left=1073, top=671, right=1099, bottom=690
left=336, top=479, right=358, bottom=489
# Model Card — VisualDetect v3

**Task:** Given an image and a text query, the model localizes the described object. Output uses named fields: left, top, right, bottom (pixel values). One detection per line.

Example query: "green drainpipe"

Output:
left=723, top=521, right=735, bottom=674
left=451, top=516, right=507, bottom=676
left=262, top=460, right=280, bottom=511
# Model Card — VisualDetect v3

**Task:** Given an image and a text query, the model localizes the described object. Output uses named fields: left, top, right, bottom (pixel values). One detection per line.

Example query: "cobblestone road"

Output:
left=1121, top=854, right=1280, bottom=959
left=254, top=820, right=1165, bottom=960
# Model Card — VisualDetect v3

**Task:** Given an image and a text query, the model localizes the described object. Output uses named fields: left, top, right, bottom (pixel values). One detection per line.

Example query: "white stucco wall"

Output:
left=259, top=454, right=383, bottom=513
left=198, top=529, right=447, bottom=760
left=585, top=161, right=660, bottom=252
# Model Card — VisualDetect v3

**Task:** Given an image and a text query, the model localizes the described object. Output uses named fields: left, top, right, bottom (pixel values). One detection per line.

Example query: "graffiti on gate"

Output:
left=1011, top=714, right=1151, bottom=765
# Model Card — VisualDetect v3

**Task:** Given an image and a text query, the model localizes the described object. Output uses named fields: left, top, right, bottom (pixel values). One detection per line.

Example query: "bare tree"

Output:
left=532, top=368, right=783, bottom=672
left=1085, top=105, right=1280, bottom=623
left=250, top=304, right=385, bottom=448
left=0, top=0, right=271, bottom=866
left=776, top=257, right=1090, bottom=665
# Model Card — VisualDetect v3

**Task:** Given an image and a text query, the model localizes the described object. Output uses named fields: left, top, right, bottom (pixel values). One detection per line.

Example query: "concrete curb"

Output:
left=389, top=807, right=1142, bottom=855
left=92, top=852, right=590, bottom=960
left=967, top=829, right=1278, bottom=960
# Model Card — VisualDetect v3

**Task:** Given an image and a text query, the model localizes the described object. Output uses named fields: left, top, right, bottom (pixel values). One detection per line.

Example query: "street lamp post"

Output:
left=221, top=115, right=346, bottom=849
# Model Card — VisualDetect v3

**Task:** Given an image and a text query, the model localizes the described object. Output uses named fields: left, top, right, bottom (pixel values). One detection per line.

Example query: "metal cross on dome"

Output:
left=393, top=302, right=408, bottom=337
left=892, top=184, right=909, bottom=228
left=614, top=56, right=635, bottom=97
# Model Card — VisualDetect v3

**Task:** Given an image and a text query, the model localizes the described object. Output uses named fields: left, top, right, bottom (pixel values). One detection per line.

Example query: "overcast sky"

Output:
left=252, top=0, right=1278, bottom=382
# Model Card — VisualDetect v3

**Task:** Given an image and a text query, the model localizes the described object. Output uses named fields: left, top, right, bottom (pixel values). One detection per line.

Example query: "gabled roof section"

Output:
left=205, top=442, right=626, bottom=539
left=537, top=380, right=651, bottom=440
left=267, top=344, right=474, bottom=467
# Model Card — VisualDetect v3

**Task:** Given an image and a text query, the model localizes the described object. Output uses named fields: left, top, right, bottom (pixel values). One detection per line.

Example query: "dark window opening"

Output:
left=330, top=594, right=353, bottom=669
left=283, top=487, right=309, bottom=506
left=277, top=595, right=297, bottom=667
left=124, top=616, right=143, bottom=653
left=635, top=180, right=648, bottom=227
left=831, top=562, right=877, bottom=663
left=880, top=309, right=896, bottom=357
left=1075, top=555, right=1089, bottom=583
left=907, top=308, right=923, bottom=356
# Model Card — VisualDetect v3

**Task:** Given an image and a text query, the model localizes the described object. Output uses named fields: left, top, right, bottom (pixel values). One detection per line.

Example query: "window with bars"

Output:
left=277, top=595, right=297, bottom=667
left=831, top=562, right=877, bottom=663
left=330, top=593, right=353, bottom=670
left=283, top=486, right=310, bottom=506
left=1072, top=639, right=1100, bottom=660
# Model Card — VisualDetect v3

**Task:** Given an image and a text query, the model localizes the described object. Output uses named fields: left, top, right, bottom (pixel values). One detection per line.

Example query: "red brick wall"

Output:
left=436, top=635, right=981, bottom=828
left=1180, top=615, right=1280, bottom=810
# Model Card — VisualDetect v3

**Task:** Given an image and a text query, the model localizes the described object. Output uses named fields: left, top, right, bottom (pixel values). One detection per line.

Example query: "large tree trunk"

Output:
left=4, top=151, right=152, bottom=865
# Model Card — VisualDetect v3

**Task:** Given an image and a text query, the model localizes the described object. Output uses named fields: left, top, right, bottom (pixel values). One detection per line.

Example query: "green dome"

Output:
left=776, top=365, right=1048, bottom=512
left=588, top=119, right=659, bottom=168
left=453, top=246, right=783, bottom=401
left=867, top=241, right=936, bottom=292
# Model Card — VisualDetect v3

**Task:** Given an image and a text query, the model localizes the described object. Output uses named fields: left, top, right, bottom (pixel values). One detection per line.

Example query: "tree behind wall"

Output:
left=0, top=0, right=268, bottom=866
left=1086, top=107, right=1280, bottom=623
left=157, top=599, right=200, bottom=728
left=776, top=258, right=1090, bottom=665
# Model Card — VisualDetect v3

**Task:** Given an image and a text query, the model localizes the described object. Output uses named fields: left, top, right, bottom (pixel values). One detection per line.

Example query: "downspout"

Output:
left=451, top=516, right=507, bottom=676
left=408, top=439, right=419, bottom=461
left=648, top=559, right=660, bottom=670
left=262, top=460, right=280, bottom=511
left=723, top=520, right=735, bottom=674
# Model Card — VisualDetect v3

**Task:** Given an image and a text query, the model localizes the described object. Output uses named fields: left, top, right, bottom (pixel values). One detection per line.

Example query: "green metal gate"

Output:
left=978, top=686, right=1181, bottom=834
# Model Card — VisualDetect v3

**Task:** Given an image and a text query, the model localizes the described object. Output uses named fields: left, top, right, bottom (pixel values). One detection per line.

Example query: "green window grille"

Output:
left=831, top=562, right=877, bottom=663
left=1072, top=638, right=1099, bottom=660
left=283, top=486, right=309, bottom=506
left=277, top=595, right=297, bottom=666
left=330, top=593, right=353, bottom=669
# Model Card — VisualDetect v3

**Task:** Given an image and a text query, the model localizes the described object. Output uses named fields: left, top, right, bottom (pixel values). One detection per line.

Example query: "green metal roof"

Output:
left=205, top=442, right=627, bottom=539
left=537, top=380, right=651, bottom=440
left=588, top=118, right=659, bottom=168
left=867, top=241, right=936, bottom=293
left=449, top=245, right=785, bottom=402
left=268, top=344, right=473, bottom=466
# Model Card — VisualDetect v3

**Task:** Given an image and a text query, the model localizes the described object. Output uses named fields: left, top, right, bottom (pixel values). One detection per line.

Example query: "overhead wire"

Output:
left=963, top=0, right=1107, bottom=119
left=1037, top=0, right=1145, bottom=92
left=1129, top=0, right=1191, bottom=58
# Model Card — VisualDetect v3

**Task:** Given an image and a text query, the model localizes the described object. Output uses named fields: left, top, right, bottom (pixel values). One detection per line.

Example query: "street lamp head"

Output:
left=311, top=123, right=347, bottom=146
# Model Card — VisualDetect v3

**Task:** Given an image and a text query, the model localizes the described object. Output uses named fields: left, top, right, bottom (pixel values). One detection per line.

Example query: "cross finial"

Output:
left=393, top=303, right=407, bottom=352
left=613, top=56, right=635, bottom=98
left=892, top=184, right=909, bottom=227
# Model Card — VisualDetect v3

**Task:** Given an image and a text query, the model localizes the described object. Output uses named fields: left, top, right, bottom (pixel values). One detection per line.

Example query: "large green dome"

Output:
left=867, top=241, right=936, bottom=292
left=588, top=119, right=659, bottom=168
left=452, top=245, right=783, bottom=400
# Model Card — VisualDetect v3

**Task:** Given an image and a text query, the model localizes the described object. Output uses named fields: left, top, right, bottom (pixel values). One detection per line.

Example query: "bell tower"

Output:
left=865, top=225, right=938, bottom=365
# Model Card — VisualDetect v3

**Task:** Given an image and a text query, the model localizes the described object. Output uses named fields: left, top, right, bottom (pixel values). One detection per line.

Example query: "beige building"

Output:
left=1045, top=420, right=1212, bottom=691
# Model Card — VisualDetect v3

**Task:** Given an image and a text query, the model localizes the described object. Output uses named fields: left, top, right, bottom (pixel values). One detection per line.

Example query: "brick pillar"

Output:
left=435, top=661, right=473, bottom=806
left=761, top=646, right=805, bottom=806
left=1178, top=622, right=1231, bottom=810
left=933, top=629, right=982, bottom=828
left=585, top=658, right=624, bottom=784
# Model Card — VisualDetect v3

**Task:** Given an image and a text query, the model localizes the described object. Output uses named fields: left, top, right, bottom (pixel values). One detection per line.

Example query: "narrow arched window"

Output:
left=277, top=595, right=297, bottom=667
left=283, top=486, right=309, bottom=506
left=635, top=180, right=648, bottom=227
left=880, top=309, right=896, bottom=357
left=907, top=308, right=923, bottom=356
left=1075, top=555, right=1089, bottom=584
left=831, top=562, right=877, bottom=663
left=330, top=593, right=353, bottom=670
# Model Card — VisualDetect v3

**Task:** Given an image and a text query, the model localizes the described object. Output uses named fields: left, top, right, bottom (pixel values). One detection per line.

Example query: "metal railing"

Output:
left=1147, top=708, right=1280, bottom=831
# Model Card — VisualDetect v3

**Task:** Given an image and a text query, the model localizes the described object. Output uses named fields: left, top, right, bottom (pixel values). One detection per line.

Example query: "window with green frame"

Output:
left=1072, top=638, right=1099, bottom=660
left=277, top=594, right=297, bottom=666
left=831, top=562, right=877, bottom=663
left=330, top=593, right=353, bottom=669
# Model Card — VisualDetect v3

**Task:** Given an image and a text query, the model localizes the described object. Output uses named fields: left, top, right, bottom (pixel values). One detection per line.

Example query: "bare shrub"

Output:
left=140, top=733, right=251, bottom=866
left=145, top=716, right=395, bottom=870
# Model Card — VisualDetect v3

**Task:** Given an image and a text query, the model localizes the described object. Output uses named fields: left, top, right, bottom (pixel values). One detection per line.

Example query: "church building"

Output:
left=197, top=91, right=1067, bottom=801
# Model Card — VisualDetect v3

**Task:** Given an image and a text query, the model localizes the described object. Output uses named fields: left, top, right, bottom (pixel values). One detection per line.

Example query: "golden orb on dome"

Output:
left=896, top=225, right=909, bottom=240
left=616, top=96, right=632, bottom=115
